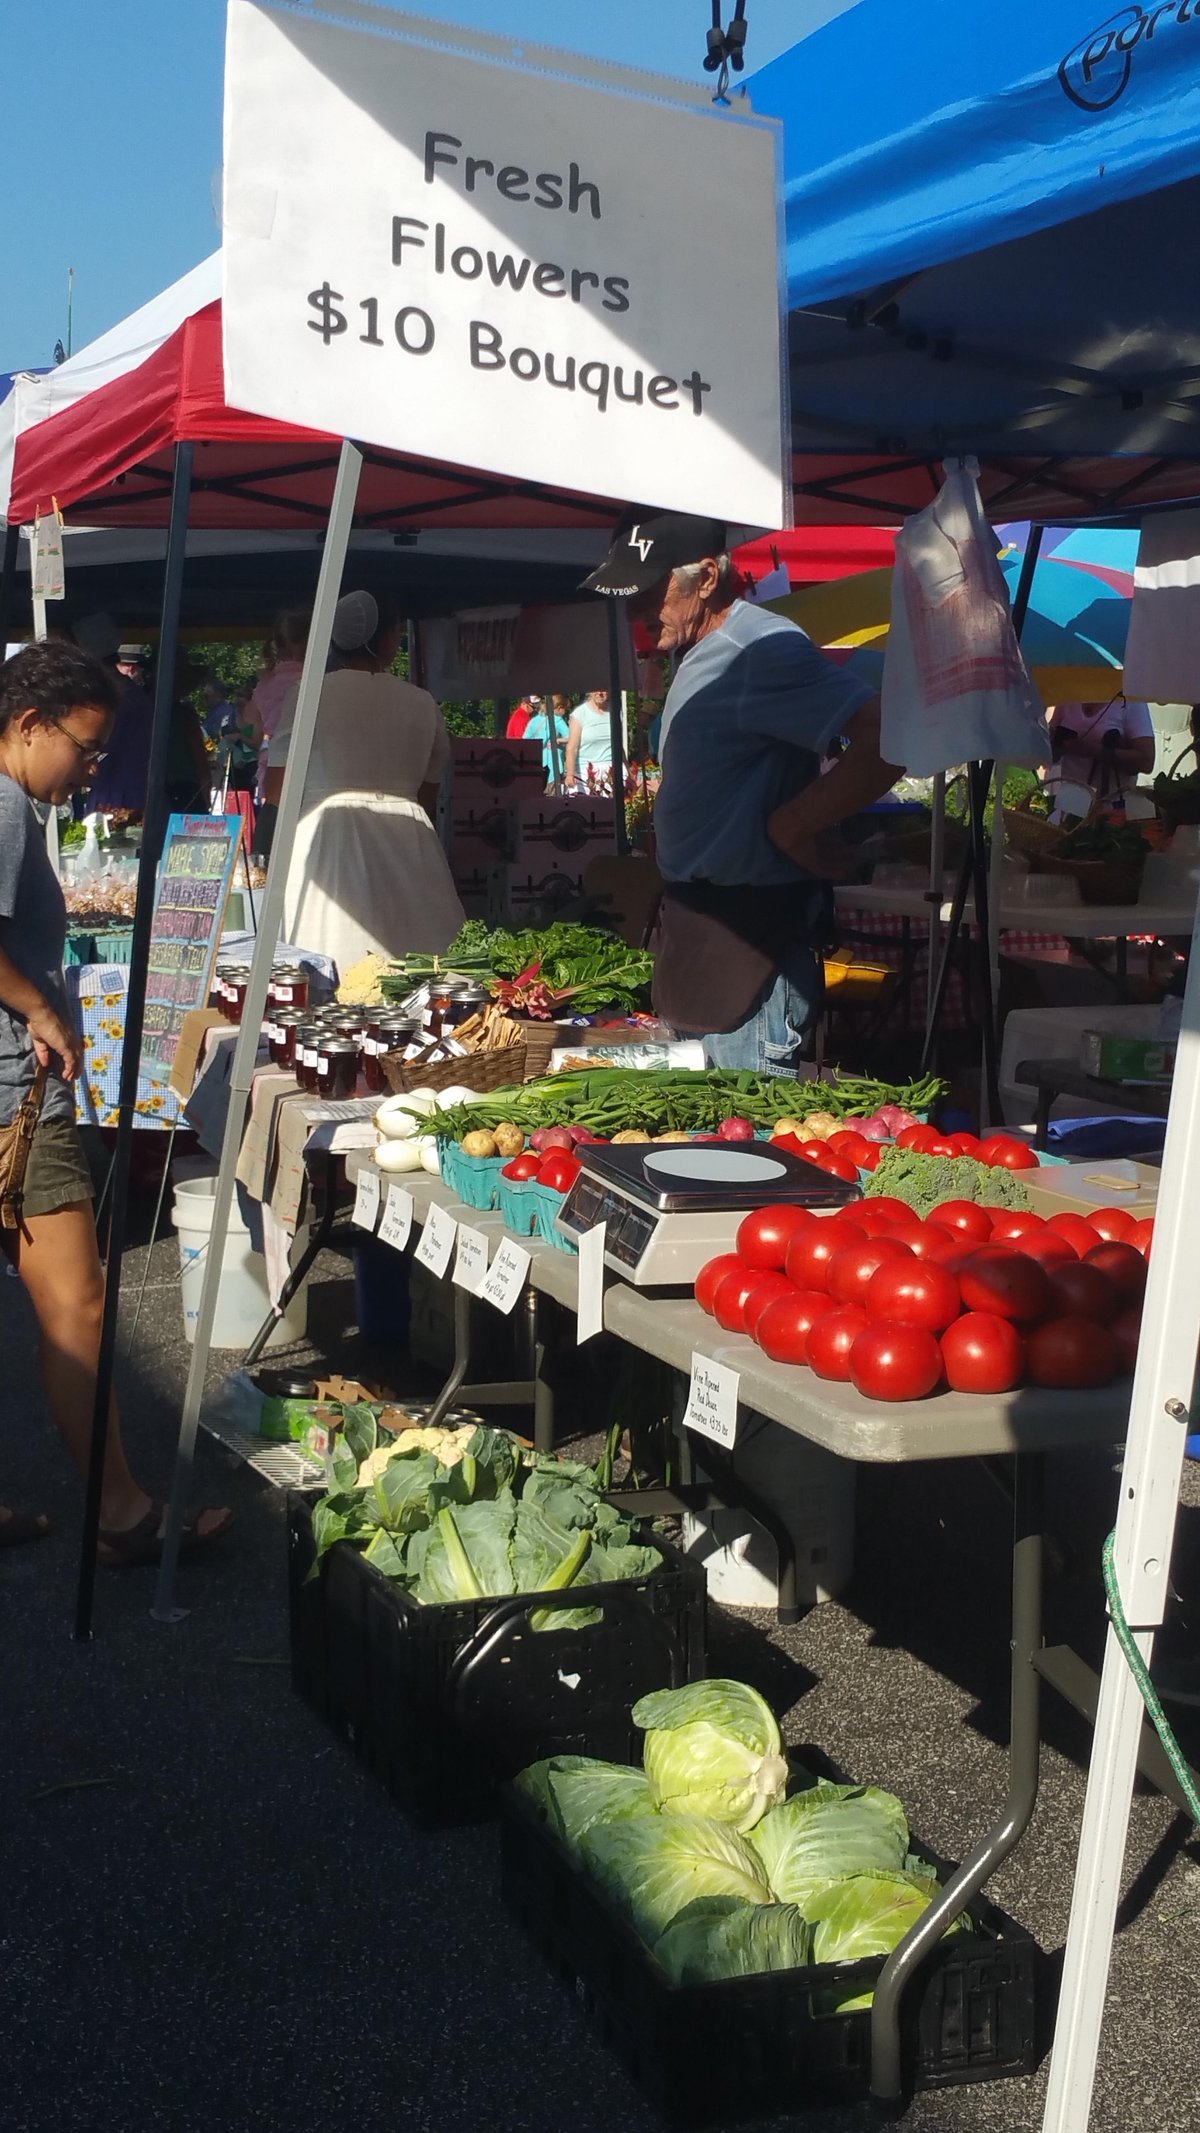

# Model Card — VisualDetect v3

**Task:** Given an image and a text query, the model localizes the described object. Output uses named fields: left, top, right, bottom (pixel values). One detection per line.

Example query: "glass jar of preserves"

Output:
left=268, top=964, right=309, bottom=1013
left=270, top=1009, right=307, bottom=1070
left=293, top=1023, right=326, bottom=1092
left=443, top=981, right=491, bottom=1029
left=361, top=1014, right=419, bottom=1092
left=316, top=1036, right=360, bottom=1101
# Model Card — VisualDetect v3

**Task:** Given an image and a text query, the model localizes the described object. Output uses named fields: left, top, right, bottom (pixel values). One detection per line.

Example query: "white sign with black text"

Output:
left=222, top=0, right=786, bottom=524
left=379, top=1183, right=414, bottom=1253
left=416, top=1201, right=457, bottom=1278
left=683, top=1353, right=740, bottom=1450
left=453, top=1224, right=490, bottom=1293
left=480, top=1237, right=532, bottom=1314
left=352, top=1164, right=381, bottom=1232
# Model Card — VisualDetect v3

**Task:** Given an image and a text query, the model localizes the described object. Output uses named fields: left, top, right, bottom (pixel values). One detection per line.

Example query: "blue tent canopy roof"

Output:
left=751, top=4, right=1200, bottom=521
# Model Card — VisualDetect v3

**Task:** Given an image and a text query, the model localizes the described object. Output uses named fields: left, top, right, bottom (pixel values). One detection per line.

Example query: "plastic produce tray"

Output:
left=287, top=1492, right=706, bottom=1824
left=437, top=1138, right=506, bottom=1210
left=501, top=1787, right=1039, bottom=2124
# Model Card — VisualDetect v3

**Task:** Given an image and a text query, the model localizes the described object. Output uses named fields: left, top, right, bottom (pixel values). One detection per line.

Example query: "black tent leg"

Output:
left=970, top=758, right=1002, bottom=1123
left=607, top=599, right=628, bottom=853
left=0, top=523, right=20, bottom=643
left=73, top=441, right=193, bottom=1642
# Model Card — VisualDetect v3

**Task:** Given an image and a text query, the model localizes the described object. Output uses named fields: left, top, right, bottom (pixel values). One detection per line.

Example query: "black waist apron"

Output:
left=651, top=878, right=830, bottom=1036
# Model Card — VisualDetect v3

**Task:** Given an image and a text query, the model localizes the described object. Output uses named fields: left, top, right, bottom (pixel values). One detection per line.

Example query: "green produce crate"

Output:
left=436, top=1138, right=506, bottom=1211
left=501, top=1784, right=1039, bottom=2124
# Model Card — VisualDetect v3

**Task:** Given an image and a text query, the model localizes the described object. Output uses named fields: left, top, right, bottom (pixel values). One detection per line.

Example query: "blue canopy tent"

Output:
left=753, top=2, right=1200, bottom=520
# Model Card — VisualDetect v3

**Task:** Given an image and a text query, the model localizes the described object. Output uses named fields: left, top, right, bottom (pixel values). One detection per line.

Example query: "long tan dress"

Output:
left=267, top=670, right=464, bottom=975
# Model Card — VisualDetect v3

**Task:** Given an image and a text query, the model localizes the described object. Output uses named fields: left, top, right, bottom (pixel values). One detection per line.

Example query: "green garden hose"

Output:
left=1103, top=1529, right=1200, bottom=1824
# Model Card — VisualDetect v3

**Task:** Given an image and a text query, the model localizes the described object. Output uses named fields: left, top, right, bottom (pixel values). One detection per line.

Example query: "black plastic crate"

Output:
left=287, top=1492, right=707, bottom=1823
left=500, top=1786, right=1039, bottom=2125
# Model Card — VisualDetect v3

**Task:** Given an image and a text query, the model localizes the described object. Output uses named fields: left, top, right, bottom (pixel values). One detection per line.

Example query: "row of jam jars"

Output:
left=213, top=963, right=251, bottom=1022
left=361, top=1013, right=421, bottom=1092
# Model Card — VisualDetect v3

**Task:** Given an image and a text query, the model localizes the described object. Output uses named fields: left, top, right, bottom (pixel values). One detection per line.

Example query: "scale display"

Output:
left=556, top=1141, right=860, bottom=1287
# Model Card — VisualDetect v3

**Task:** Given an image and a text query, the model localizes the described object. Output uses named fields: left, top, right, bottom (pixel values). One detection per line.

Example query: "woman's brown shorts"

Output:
left=21, top=1113, right=95, bottom=1218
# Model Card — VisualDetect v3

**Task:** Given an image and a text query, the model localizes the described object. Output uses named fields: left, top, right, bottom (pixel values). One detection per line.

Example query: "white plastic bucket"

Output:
left=171, top=1175, right=307, bottom=1350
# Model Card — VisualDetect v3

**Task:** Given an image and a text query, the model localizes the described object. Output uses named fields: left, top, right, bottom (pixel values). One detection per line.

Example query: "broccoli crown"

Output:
left=864, top=1147, right=1032, bottom=1217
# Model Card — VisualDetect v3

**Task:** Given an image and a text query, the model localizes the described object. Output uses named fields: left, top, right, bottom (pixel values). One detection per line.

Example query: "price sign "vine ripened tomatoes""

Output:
left=221, top=0, right=786, bottom=526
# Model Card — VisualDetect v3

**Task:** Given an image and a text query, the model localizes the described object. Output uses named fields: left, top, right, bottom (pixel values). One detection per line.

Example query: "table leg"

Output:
left=869, top=1451, right=1044, bottom=2101
left=424, top=1286, right=473, bottom=1427
left=240, top=1155, right=339, bottom=1370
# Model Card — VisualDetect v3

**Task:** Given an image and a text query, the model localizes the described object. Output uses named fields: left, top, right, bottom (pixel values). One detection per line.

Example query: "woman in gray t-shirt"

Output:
left=0, top=643, right=230, bottom=1564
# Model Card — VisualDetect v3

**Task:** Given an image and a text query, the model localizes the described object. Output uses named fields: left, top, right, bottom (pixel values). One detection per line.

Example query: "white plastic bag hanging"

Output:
left=881, top=461, right=1050, bottom=776
left=30, top=503, right=65, bottom=603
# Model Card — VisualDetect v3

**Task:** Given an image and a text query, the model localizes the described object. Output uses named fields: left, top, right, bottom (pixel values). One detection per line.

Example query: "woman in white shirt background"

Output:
left=1046, top=695, right=1156, bottom=821
left=264, top=590, right=463, bottom=977
left=564, top=688, right=615, bottom=790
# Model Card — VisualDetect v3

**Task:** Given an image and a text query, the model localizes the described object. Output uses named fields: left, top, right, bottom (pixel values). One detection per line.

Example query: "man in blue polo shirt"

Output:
left=584, top=509, right=900, bottom=1072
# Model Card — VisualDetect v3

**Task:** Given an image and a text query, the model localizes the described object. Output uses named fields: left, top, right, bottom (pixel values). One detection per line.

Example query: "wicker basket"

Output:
left=1002, top=806, right=1061, bottom=862
left=380, top=1048, right=527, bottom=1096
left=1036, top=855, right=1145, bottom=906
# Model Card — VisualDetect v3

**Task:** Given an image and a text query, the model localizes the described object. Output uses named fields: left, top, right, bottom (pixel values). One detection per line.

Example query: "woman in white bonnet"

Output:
left=264, top=590, right=463, bottom=975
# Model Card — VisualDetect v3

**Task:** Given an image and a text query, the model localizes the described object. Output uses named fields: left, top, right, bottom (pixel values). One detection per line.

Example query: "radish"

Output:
left=877, top=1104, right=917, bottom=1134
left=717, top=1116, right=755, bottom=1141
left=530, top=1126, right=574, bottom=1152
left=857, top=1115, right=893, bottom=1143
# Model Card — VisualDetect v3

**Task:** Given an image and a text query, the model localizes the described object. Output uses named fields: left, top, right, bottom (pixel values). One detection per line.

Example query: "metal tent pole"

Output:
left=0, top=523, right=20, bottom=643
left=606, top=598, right=629, bottom=853
left=73, top=440, right=194, bottom=1642
left=151, top=439, right=363, bottom=1625
left=1042, top=880, right=1200, bottom=2133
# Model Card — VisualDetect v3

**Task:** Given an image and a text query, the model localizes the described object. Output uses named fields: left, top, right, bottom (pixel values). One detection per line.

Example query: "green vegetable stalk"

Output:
left=529, top=1528, right=593, bottom=1632
left=437, top=1505, right=485, bottom=1599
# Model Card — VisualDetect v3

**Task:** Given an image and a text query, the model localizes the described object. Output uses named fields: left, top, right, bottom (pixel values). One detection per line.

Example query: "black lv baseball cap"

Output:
left=582, top=508, right=728, bottom=597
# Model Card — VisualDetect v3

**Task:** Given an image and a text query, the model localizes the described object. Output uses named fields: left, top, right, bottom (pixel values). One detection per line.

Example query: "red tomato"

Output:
left=856, top=1143, right=884, bottom=1173
left=980, top=1135, right=1039, bottom=1172
left=1016, top=1228, right=1078, bottom=1273
left=926, top=1137, right=961, bottom=1160
left=1112, top=1306, right=1143, bottom=1374
left=827, top=1235, right=912, bottom=1308
left=897, top=1124, right=938, bottom=1153
left=928, top=1200, right=994, bottom=1243
left=735, top=1204, right=817, bottom=1271
left=948, top=1132, right=984, bottom=1159
left=829, top=1130, right=872, bottom=1163
left=538, top=1153, right=582, bottom=1194
left=755, top=1288, right=830, bottom=1365
left=742, top=1273, right=797, bottom=1338
left=1046, top=1213, right=1101, bottom=1258
left=957, top=1247, right=1050, bottom=1324
left=797, top=1143, right=828, bottom=1165
left=501, top=1152, right=542, bottom=1181
left=817, top=1152, right=860, bottom=1184
left=941, top=1312, right=1025, bottom=1393
left=849, top=1321, right=943, bottom=1401
left=1083, top=1241, right=1148, bottom=1305
left=1045, top=1260, right=1117, bottom=1324
left=906, top=1224, right=966, bottom=1267
left=695, top=1253, right=744, bottom=1315
left=1127, top=1217, right=1155, bottom=1259
left=861, top=1196, right=915, bottom=1229
left=1026, top=1315, right=1119, bottom=1389
left=713, top=1265, right=770, bottom=1334
left=989, top=1211, right=1045, bottom=1245
left=855, top=1202, right=910, bottom=1237
left=786, top=1216, right=873, bottom=1292
left=866, top=1257, right=961, bottom=1334
left=1088, top=1206, right=1134, bottom=1245
left=807, top=1305, right=870, bottom=1381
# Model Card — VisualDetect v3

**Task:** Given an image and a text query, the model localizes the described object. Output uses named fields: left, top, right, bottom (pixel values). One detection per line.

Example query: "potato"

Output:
left=612, top=1129, right=651, bottom=1144
left=801, top=1112, right=841, bottom=1141
left=770, top=1117, right=802, bottom=1138
left=653, top=1131, right=692, bottom=1142
left=493, top=1123, right=525, bottom=1157
left=462, top=1129, right=499, bottom=1158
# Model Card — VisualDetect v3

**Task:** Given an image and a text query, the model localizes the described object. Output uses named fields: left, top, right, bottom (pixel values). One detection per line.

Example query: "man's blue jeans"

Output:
left=699, top=948, right=823, bottom=1075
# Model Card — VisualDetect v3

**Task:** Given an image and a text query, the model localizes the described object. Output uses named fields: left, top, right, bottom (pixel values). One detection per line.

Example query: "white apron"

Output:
left=283, top=791, right=464, bottom=976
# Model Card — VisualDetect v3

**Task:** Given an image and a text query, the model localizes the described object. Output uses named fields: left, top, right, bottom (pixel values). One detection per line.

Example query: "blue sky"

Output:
left=1, top=0, right=859, bottom=373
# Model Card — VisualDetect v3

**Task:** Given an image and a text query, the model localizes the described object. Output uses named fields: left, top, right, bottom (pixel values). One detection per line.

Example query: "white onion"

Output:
left=373, top=1137, right=423, bottom=1173
left=435, top=1084, right=477, bottom=1109
left=404, top=1087, right=442, bottom=1115
left=375, top=1096, right=421, bottom=1141
left=419, top=1136, right=441, bottom=1175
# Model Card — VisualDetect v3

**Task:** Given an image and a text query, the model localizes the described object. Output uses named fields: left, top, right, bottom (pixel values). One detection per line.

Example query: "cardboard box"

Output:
left=168, top=1008, right=229, bottom=1099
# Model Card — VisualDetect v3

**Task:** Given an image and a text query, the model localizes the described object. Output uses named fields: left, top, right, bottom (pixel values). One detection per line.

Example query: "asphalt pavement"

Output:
left=3, top=1192, right=1200, bottom=2133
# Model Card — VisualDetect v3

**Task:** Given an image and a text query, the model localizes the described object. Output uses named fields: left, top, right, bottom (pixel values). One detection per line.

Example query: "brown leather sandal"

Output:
left=0, top=1508, right=51, bottom=1549
left=97, top=1501, right=233, bottom=1568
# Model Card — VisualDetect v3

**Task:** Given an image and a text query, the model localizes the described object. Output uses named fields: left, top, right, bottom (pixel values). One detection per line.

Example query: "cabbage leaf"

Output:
left=580, top=1813, right=771, bottom=1944
left=807, top=1871, right=939, bottom=2010
left=751, top=1781, right=909, bottom=1908
left=654, top=1896, right=813, bottom=1986
left=515, top=1756, right=656, bottom=1848
left=633, top=1679, right=788, bottom=1833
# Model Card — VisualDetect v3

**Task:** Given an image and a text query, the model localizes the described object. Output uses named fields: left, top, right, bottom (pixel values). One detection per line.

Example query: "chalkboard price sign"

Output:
left=139, top=814, right=242, bottom=1085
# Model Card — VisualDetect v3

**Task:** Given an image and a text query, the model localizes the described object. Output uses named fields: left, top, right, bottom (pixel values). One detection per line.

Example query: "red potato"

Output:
left=1083, top=1241, right=1148, bottom=1306
left=849, top=1320, right=943, bottom=1402
left=826, top=1235, right=913, bottom=1308
left=717, top=1115, right=755, bottom=1141
left=941, top=1312, right=1025, bottom=1394
left=807, top=1305, right=871, bottom=1381
left=755, top=1287, right=831, bottom=1365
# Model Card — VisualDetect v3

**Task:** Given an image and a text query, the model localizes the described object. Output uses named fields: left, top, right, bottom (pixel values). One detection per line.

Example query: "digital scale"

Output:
left=555, top=1142, right=861, bottom=1287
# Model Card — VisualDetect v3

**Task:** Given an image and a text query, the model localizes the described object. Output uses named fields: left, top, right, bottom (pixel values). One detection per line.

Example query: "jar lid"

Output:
left=273, top=1008, right=308, bottom=1026
left=318, top=1037, right=360, bottom=1057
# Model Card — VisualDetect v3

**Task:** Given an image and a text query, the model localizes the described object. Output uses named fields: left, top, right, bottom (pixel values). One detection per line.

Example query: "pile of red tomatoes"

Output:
left=695, top=1198, right=1153, bottom=1402
left=772, top=1120, right=1040, bottom=1185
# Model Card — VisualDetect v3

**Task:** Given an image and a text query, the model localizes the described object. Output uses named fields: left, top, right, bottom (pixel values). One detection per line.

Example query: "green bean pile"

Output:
left=432, top=1068, right=942, bottom=1143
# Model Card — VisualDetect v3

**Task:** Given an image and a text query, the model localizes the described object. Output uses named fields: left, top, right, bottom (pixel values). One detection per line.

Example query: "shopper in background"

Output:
left=250, top=610, right=308, bottom=796
left=265, top=590, right=463, bottom=974
left=1046, top=695, right=1156, bottom=819
left=564, top=688, right=614, bottom=789
left=505, top=693, right=543, bottom=740
left=80, top=641, right=154, bottom=817
left=0, top=641, right=232, bottom=1563
left=584, top=509, right=898, bottom=1073
left=522, top=695, right=571, bottom=788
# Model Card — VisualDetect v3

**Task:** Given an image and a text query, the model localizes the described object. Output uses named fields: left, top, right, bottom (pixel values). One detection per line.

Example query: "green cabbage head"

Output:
left=633, top=1679, right=788, bottom=1832
left=579, top=1814, right=771, bottom=1944
left=654, top=1896, right=813, bottom=1986
left=750, top=1780, right=909, bottom=1908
